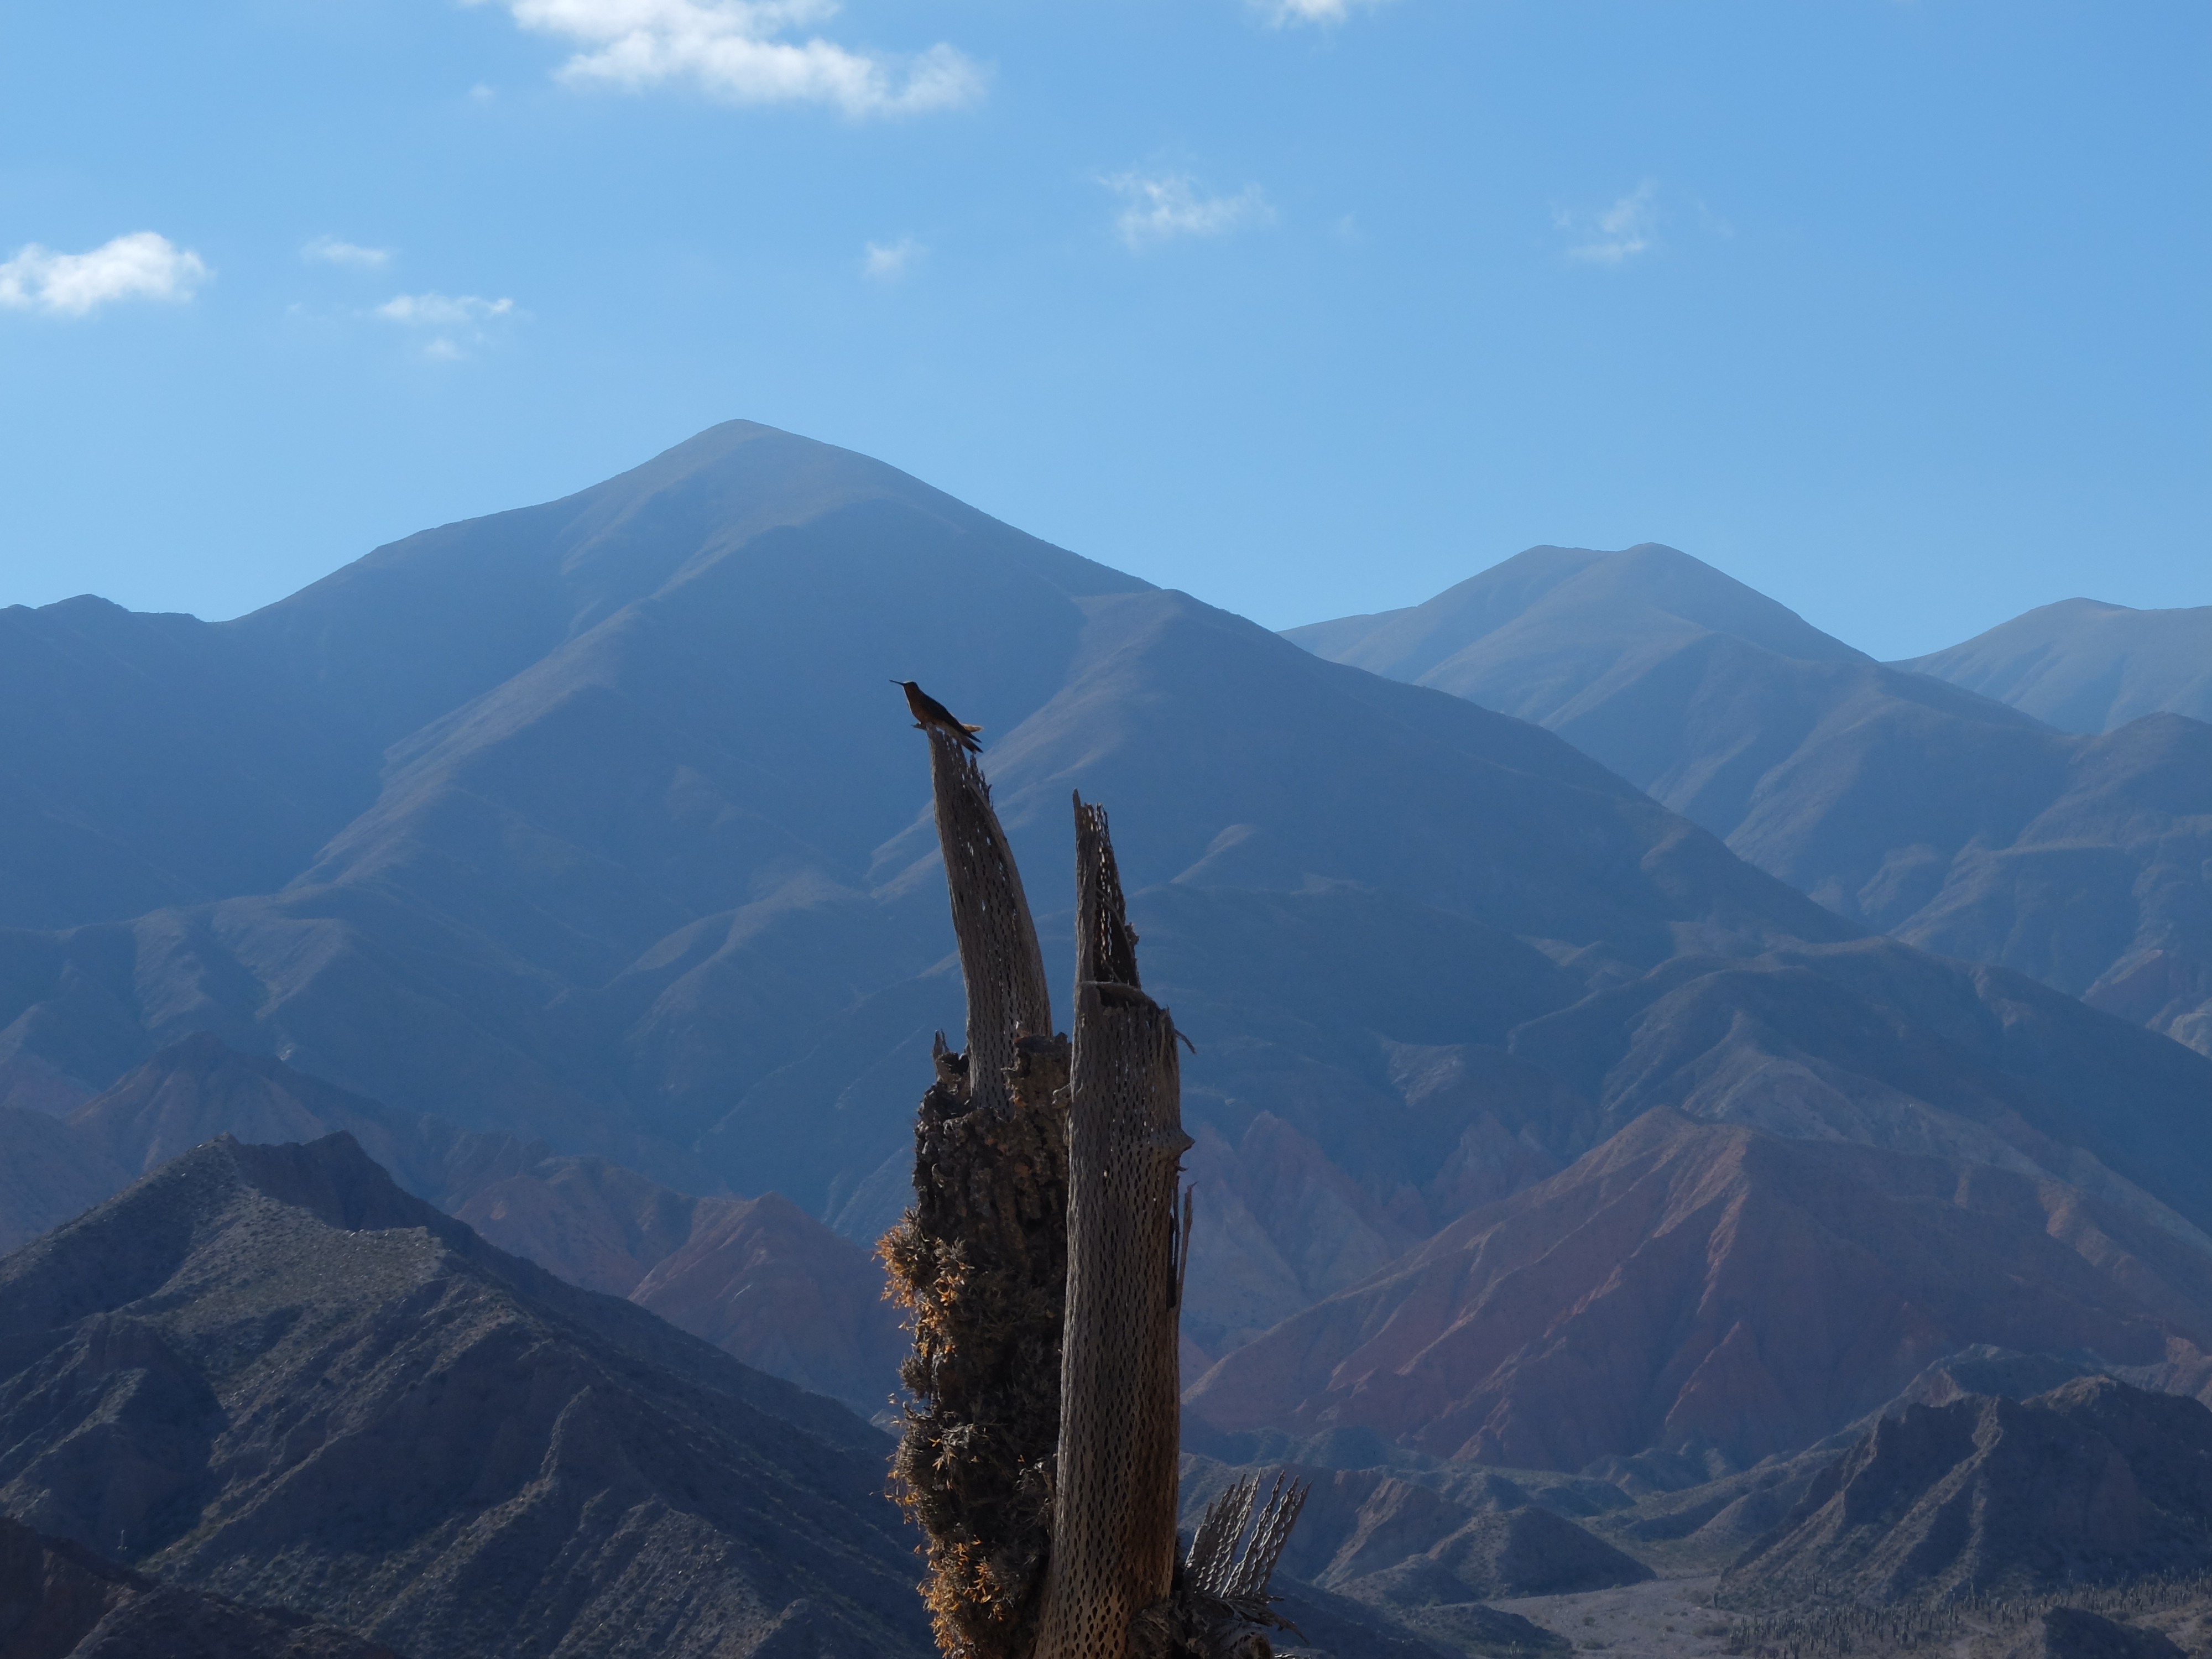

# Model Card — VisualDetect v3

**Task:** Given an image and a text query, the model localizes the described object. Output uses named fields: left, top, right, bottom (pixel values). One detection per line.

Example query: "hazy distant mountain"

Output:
left=0, top=1132, right=931, bottom=1659
left=1288, top=545, right=2212, bottom=1055
left=0, top=598, right=373, bottom=933
left=0, top=427, right=1870, bottom=1204
left=7, top=425, right=2212, bottom=1478
left=1898, top=598, right=2212, bottom=733
left=1287, top=542, right=1870, bottom=697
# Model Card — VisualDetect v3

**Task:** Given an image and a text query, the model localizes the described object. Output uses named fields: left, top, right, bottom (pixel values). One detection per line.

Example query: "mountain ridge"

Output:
left=1897, top=597, right=2212, bottom=734
left=1288, top=543, right=2212, bottom=1055
left=0, top=1129, right=929, bottom=1658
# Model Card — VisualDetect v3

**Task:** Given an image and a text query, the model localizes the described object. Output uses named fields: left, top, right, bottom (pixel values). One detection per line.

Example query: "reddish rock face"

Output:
left=1185, top=1111, right=2212, bottom=1471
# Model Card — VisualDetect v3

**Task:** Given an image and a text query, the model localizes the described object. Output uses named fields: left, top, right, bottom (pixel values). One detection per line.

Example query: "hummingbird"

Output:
left=893, top=680, right=984, bottom=753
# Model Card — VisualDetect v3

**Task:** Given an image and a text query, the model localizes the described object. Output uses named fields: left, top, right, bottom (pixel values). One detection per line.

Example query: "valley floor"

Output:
left=1492, top=1575, right=1729, bottom=1659
left=1488, top=1575, right=2212, bottom=1659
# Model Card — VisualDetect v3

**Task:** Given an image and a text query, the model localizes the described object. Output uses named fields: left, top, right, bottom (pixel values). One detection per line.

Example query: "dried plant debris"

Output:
left=879, top=1032, right=1071, bottom=1658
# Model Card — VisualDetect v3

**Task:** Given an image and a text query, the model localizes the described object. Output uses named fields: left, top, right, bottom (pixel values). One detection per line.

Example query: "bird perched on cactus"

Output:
left=894, top=680, right=984, bottom=752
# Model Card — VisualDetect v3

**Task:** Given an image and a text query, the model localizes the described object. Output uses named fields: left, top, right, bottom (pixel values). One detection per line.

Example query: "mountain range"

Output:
left=4, top=420, right=2211, bottom=1541
left=1288, top=545, right=2212, bottom=1055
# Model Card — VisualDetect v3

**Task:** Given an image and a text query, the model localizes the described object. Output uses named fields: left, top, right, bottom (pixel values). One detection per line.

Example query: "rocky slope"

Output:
left=1728, top=1378, right=2212, bottom=1604
left=1287, top=544, right=2212, bottom=1055
left=1186, top=1111, right=2212, bottom=1471
left=0, top=1131, right=932, bottom=1659
left=1897, top=598, right=2212, bottom=734
left=0, top=1037, right=908, bottom=1416
left=0, top=1515, right=401, bottom=1659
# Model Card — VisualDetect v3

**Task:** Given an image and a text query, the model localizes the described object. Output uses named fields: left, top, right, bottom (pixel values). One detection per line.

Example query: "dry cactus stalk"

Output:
left=879, top=729, right=1069, bottom=1659
left=1031, top=797, right=1196, bottom=1659
left=881, top=738, right=1304, bottom=1659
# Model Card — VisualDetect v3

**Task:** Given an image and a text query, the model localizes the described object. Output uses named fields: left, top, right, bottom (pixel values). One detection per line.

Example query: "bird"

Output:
left=893, top=680, right=984, bottom=752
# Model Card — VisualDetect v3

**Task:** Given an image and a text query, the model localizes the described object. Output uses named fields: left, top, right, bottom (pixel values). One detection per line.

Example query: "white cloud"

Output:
left=374, top=291, right=518, bottom=359
left=863, top=237, right=922, bottom=281
left=302, top=235, right=392, bottom=268
left=376, top=292, right=514, bottom=325
left=1557, top=180, right=1660, bottom=265
left=0, top=231, right=211, bottom=316
left=1258, top=0, right=1389, bottom=24
left=467, top=0, right=985, bottom=118
left=1104, top=173, right=1274, bottom=251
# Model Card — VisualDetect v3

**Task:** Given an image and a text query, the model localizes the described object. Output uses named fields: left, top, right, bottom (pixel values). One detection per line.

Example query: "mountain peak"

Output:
left=1897, top=595, right=2212, bottom=733
left=1286, top=541, right=1867, bottom=696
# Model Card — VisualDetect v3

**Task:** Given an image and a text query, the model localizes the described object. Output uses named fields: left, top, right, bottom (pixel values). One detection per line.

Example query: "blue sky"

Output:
left=1, top=0, right=2204, bottom=658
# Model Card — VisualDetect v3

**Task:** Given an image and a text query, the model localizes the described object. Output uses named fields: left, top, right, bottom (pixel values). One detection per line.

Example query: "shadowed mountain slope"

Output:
left=1185, top=1110, right=2212, bottom=1472
left=1288, top=545, right=2212, bottom=1054
left=0, top=1131, right=931, bottom=1659
left=0, top=1515, right=402, bottom=1659
left=0, top=599, right=374, bottom=935
left=1727, top=1378, right=2212, bottom=1604
left=1898, top=598, right=2212, bottom=734
left=0, top=432, right=1877, bottom=1220
left=0, top=1036, right=907, bottom=1416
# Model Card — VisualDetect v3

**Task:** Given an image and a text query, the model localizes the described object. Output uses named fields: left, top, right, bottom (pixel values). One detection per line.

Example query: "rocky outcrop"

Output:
left=1186, top=1113, right=2212, bottom=1470
left=0, top=1132, right=931, bottom=1659
left=1728, top=1377, right=2212, bottom=1604
left=0, top=1515, right=402, bottom=1659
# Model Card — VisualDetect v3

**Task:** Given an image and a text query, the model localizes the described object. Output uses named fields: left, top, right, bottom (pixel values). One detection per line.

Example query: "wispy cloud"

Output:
left=1256, top=0, right=1390, bottom=25
left=1556, top=180, right=1660, bottom=265
left=863, top=237, right=922, bottom=281
left=376, top=293, right=514, bottom=326
left=467, top=0, right=985, bottom=118
left=302, top=235, right=392, bottom=268
left=1104, top=173, right=1273, bottom=251
left=374, top=290, right=518, bottom=359
left=0, top=232, right=211, bottom=316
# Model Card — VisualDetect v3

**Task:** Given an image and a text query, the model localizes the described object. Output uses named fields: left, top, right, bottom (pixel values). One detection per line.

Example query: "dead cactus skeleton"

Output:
left=880, top=714, right=1304, bottom=1659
